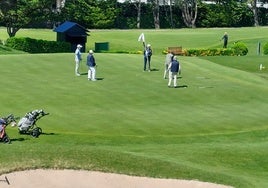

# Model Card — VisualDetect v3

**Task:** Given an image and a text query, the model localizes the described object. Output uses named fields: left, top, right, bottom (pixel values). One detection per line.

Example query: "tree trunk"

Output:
left=153, top=0, right=160, bottom=29
left=181, top=0, right=198, bottom=28
left=169, top=0, right=174, bottom=28
left=251, top=0, right=259, bottom=26
left=7, top=26, right=19, bottom=37
left=137, top=0, right=141, bottom=29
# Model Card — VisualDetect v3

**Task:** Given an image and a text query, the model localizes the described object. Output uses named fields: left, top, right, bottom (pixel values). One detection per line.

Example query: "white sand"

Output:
left=0, top=169, right=233, bottom=188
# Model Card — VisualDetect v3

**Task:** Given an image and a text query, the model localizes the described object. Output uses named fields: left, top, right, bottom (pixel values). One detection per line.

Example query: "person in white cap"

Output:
left=143, top=43, right=153, bottom=72
left=74, top=44, right=82, bottom=76
left=168, top=56, right=181, bottom=88
left=86, top=50, right=97, bottom=81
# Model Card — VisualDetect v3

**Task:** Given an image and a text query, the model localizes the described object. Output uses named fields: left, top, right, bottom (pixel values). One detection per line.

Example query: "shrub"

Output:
left=6, top=37, right=71, bottom=53
left=167, top=42, right=248, bottom=56
left=231, top=41, right=248, bottom=56
left=263, top=42, right=268, bottom=55
left=183, top=48, right=235, bottom=56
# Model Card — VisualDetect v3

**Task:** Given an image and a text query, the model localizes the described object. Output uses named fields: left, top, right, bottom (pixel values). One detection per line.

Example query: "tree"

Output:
left=248, top=0, right=259, bottom=26
left=121, top=0, right=142, bottom=29
left=151, top=0, right=160, bottom=29
left=0, top=0, right=55, bottom=37
left=168, top=0, right=174, bottom=28
left=175, top=0, right=198, bottom=28
left=133, top=0, right=142, bottom=29
left=59, top=0, right=117, bottom=29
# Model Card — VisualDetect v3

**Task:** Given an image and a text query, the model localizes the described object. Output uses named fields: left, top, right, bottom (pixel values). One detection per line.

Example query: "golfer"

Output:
left=143, top=43, right=152, bottom=72
left=87, top=50, right=97, bottom=81
left=221, top=32, right=228, bottom=48
left=168, top=56, right=181, bottom=88
left=0, top=119, right=6, bottom=139
left=74, top=44, right=82, bottom=76
left=164, top=51, right=174, bottom=79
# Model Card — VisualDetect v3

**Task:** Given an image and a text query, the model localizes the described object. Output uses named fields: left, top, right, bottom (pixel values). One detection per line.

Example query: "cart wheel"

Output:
left=3, top=135, right=11, bottom=144
left=19, top=130, right=26, bottom=134
left=37, top=127, right=42, bottom=134
left=31, top=128, right=40, bottom=138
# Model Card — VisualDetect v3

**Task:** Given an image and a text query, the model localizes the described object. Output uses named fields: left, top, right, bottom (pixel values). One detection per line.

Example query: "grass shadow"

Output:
left=10, top=138, right=27, bottom=142
left=150, top=68, right=159, bottom=72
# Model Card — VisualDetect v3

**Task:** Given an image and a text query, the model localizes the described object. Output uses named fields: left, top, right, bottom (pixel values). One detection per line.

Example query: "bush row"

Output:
left=4, top=37, right=268, bottom=56
left=263, top=42, right=268, bottom=55
left=163, top=42, right=249, bottom=56
left=5, top=37, right=71, bottom=53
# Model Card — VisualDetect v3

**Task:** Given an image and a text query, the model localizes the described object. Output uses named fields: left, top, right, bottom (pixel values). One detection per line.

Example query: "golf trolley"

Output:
left=0, top=114, right=17, bottom=144
left=17, top=109, right=49, bottom=138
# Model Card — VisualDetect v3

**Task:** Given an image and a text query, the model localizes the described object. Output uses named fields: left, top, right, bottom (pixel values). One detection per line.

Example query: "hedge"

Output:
left=263, top=42, right=268, bottom=55
left=5, top=37, right=71, bottom=53
left=163, top=42, right=248, bottom=56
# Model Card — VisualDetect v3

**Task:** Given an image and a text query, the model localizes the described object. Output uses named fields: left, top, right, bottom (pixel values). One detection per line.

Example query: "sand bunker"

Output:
left=0, top=169, right=233, bottom=188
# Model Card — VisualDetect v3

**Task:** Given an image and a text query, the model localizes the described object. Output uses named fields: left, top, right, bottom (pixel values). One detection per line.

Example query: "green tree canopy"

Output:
left=0, top=0, right=55, bottom=37
left=59, top=0, right=118, bottom=29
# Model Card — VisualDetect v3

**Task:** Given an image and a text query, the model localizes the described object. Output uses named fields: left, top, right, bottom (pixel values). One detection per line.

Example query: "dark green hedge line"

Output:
left=5, top=37, right=71, bottom=53
left=263, top=42, right=268, bottom=55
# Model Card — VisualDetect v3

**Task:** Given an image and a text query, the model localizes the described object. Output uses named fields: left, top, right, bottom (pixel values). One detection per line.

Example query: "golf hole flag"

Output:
left=138, top=33, right=145, bottom=42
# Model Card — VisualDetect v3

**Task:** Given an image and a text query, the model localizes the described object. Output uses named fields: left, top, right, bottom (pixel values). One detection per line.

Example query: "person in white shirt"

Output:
left=164, top=51, right=174, bottom=79
left=74, top=44, right=82, bottom=76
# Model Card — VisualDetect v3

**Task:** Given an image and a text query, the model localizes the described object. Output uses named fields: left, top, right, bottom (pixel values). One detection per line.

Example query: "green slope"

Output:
left=0, top=52, right=267, bottom=188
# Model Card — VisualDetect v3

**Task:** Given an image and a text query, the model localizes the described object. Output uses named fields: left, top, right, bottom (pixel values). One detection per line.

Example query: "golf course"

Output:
left=0, top=27, right=268, bottom=188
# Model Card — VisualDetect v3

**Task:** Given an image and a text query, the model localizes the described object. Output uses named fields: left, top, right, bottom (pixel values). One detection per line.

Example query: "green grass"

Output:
left=0, top=27, right=268, bottom=188
left=1, top=27, right=268, bottom=55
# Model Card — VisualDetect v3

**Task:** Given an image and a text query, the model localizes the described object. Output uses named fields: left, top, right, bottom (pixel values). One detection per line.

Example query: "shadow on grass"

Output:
left=177, top=85, right=188, bottom=88
left=41, top=132, right=56, bottom=136
left=150, top=68, right=159, bottom=71
left=10, top=138, right=27, bottom=142
left=168, top=85, right=188, bottom=88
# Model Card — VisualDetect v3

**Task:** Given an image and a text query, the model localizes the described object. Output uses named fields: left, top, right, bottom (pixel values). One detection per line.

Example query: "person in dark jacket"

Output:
left=221, top=32, right=228, bottom=48
left=87, top=50, right=97, bottom=81
left=168, top=56, right=181, bottom=88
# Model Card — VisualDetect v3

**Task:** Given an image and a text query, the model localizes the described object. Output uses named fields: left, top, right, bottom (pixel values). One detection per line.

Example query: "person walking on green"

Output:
left=74, top=44, right=83, bottom=76
left=87, top=50, right=97, bottom=81
left=168, top=56, right=181, bottom=88
left=221, top=32, right=228, bottom=48
left=164, top=51, right=174, bottom=79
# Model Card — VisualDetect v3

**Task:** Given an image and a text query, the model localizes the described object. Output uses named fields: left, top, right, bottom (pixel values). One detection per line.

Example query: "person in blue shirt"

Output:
left=87, top=50, right=97, bottom=81
left=168, top=56, right=181, bottom=88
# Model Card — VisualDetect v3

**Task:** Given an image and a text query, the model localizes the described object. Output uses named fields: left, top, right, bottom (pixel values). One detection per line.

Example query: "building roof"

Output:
left=53, top=21, right=89, bottom=35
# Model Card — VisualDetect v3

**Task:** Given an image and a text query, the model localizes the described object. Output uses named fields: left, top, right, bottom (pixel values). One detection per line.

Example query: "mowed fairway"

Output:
left=0, top=51, right=267, bottom=188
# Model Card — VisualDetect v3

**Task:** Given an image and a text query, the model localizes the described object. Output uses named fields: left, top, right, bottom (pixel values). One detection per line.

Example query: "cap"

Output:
left=147, top=44, right=151, bottom=47
left=89, top=50, right=94, bottom=54
left=77, top=44, right=82, bottom=48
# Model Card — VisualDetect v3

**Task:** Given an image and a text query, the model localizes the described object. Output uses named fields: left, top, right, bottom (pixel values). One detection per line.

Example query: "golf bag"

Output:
left=0, top=114, right=17, bottom=144
left=17, top=109, right=49, bottom=138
